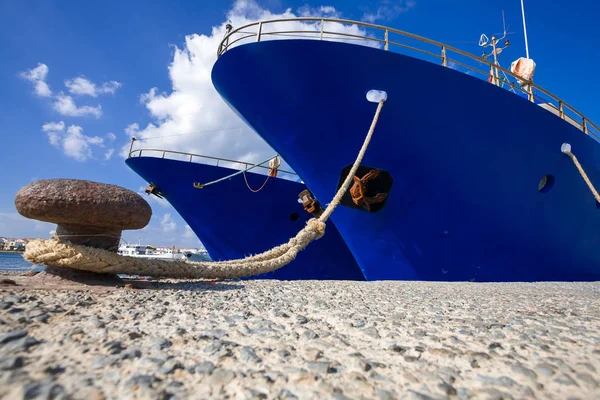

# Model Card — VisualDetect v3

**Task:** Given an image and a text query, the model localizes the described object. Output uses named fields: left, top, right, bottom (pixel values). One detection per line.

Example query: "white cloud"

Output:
left=64, top=77, right=95, bottom=96
left=124, top=123, right=139, bottom=137
left=298, top=5, right=340, bottom=17
left=42, top=121, right=65, bottom=132
left=42, top=121, right=65, bottom=146
left=106, top=132, right=116, bottom=141
left=362, top=0, right=415, bottom=23
left=160, top=213, right=177, bottom=232
left=65, top=76, right=122, bottom=97
left=41, top=122, right=105, bottom=161
left=52, top=93, right=102, bottom=118
left=100, top=81, right=121, bottom=95
left=184, top=224, right=195, bottom=239
left=20, top=65, right=119, bottom=122
left=86, top=136, right=104, bottom=145
left=121, top=0, right=378, bottom=175
left=63, top=125, right=92, bottom=161
left=104, top=148, right=115, bottom=160
left=19, top=63, right=52, bottom=97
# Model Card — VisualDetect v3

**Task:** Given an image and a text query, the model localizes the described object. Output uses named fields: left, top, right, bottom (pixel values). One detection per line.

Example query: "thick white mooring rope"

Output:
left=24, top=100, right=386, bottom=279
left=561, top=143, right=600, bottom=203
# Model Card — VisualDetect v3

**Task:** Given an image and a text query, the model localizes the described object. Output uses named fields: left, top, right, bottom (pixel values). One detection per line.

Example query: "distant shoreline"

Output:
left=0, top=250, right=25, bottom=254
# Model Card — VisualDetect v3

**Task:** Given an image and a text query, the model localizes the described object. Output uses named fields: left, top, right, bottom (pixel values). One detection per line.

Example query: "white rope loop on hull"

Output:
left=24, top=100, right=386, bottom=279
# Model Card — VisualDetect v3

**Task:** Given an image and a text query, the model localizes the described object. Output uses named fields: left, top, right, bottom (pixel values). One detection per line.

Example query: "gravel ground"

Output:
left=0, top=279, right=599, bottom=399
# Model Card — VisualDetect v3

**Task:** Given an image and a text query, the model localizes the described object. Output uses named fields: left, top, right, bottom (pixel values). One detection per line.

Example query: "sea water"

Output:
left=0, top=252, right=43, bottom=272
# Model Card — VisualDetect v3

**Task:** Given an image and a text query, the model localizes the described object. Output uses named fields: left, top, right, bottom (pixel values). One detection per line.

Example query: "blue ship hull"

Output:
left=125, top=156, right=365, bottom=281
left=212, top=39, right=600, bottom=281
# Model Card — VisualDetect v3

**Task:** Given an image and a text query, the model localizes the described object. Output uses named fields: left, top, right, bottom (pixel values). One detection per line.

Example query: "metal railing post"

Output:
left=162, top=151, right=166, bottom=158
left=583, top=118, right=589, bottom=134
left=559, top=101, right=565, bottom=120
left=441, top=45, right=446, bottom=67
left=384, top=29, right=389, bottom=51
left=320, top=19, right=324, bottom=40
left=190, top=154, right=193, bottom=162
left=128, top=137, right=137, bottom=157
left=256, top=22, right=263, bottom=42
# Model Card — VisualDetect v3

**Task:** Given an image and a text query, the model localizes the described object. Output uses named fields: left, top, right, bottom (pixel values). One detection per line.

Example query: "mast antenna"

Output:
left=502, top=9, right=507, bottom=39
left=479, top=10, right=512, bottom=88
left=520, top=0, right=530, bottom=59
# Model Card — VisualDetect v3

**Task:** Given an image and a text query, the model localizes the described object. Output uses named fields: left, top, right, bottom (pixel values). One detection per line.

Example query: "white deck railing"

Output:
left=128, top=146, right=297, bottom=176
left=217, top=17, right=599, bottom=141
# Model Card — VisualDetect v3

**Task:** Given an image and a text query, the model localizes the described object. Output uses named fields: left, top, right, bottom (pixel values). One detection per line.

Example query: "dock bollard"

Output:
left=14, top=178, right=152, bottom=285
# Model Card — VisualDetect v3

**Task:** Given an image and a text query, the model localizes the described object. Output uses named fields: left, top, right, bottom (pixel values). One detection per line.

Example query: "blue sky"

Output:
left=1, top=0, right=598, bottom=248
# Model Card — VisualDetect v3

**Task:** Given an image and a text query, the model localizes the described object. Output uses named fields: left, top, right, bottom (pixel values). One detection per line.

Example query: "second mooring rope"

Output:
left=561, top=143, right=600, bottom=203
left=24, top=100, right=386, bottom=279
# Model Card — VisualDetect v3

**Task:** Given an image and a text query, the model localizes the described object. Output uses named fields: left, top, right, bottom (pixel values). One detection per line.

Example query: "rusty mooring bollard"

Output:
left=14, top=178, right=152, bottom=285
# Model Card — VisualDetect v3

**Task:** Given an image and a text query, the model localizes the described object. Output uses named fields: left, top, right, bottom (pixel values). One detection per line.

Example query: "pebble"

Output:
left=103, top=340, right=124, bottom=355
left=0, top=329, right=27, bottom=344
left=488, top=342, right=503, bottom=350
left=307, top=361, right=330, bottom=375
left=124, top=373, right=157, bottom=389
left=438, top=382, right=457, bottom=396
left=1, top=335, right=39, bottom=353
left=511, top=363, right=537, bottom=380
left=0, top=280, right=598, bottom=399
left=555, top=373, right=579, bottom=386
left=362, top=326, right=380, bottom=339
left=0, top=355, right=24, bottom=370
left=190, top=361, right=215, bottom=375
left=207, top=368, right=235, bottom=386
left=576, top=372, right=598, bottom=387
left=195, top=328, right=227, bottom=340
left=159, top=359, right=183, bottom=375
left=375, top=389, right=396, bottom=399
left=20, top=380, right=68, bottom=399
left=387, top=343, right=409, bottom=353
left=535, top=363, right=557, bottom=377
left=239, top=346, right=261, bottom=364
left=120, top=347, right=142, bottom=360
left=44, top=365, right=65, bottom=375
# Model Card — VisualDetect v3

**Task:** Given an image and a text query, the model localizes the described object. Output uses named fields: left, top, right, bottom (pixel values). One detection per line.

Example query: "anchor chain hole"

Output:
left=538, top=174, right=555, bottom=193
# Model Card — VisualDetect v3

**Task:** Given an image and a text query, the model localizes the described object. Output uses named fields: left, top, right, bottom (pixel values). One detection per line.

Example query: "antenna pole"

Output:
left=520, top=0, right=530, bottom=58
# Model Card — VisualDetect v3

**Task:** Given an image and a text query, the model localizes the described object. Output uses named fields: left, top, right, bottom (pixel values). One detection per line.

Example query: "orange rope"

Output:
left=243, top=171, right=270, bottom=193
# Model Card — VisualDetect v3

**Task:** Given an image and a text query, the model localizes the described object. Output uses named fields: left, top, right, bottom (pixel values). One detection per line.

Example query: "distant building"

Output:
left=0, top=238, right=27, bottom=251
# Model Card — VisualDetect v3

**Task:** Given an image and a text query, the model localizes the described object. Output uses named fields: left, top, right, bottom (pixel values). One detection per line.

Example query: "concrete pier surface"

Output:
left=1, top=277, right=599, bottom=399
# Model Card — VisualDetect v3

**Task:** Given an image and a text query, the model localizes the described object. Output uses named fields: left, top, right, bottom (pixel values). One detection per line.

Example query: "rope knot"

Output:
left=306, top=218, right=326, bottom=239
